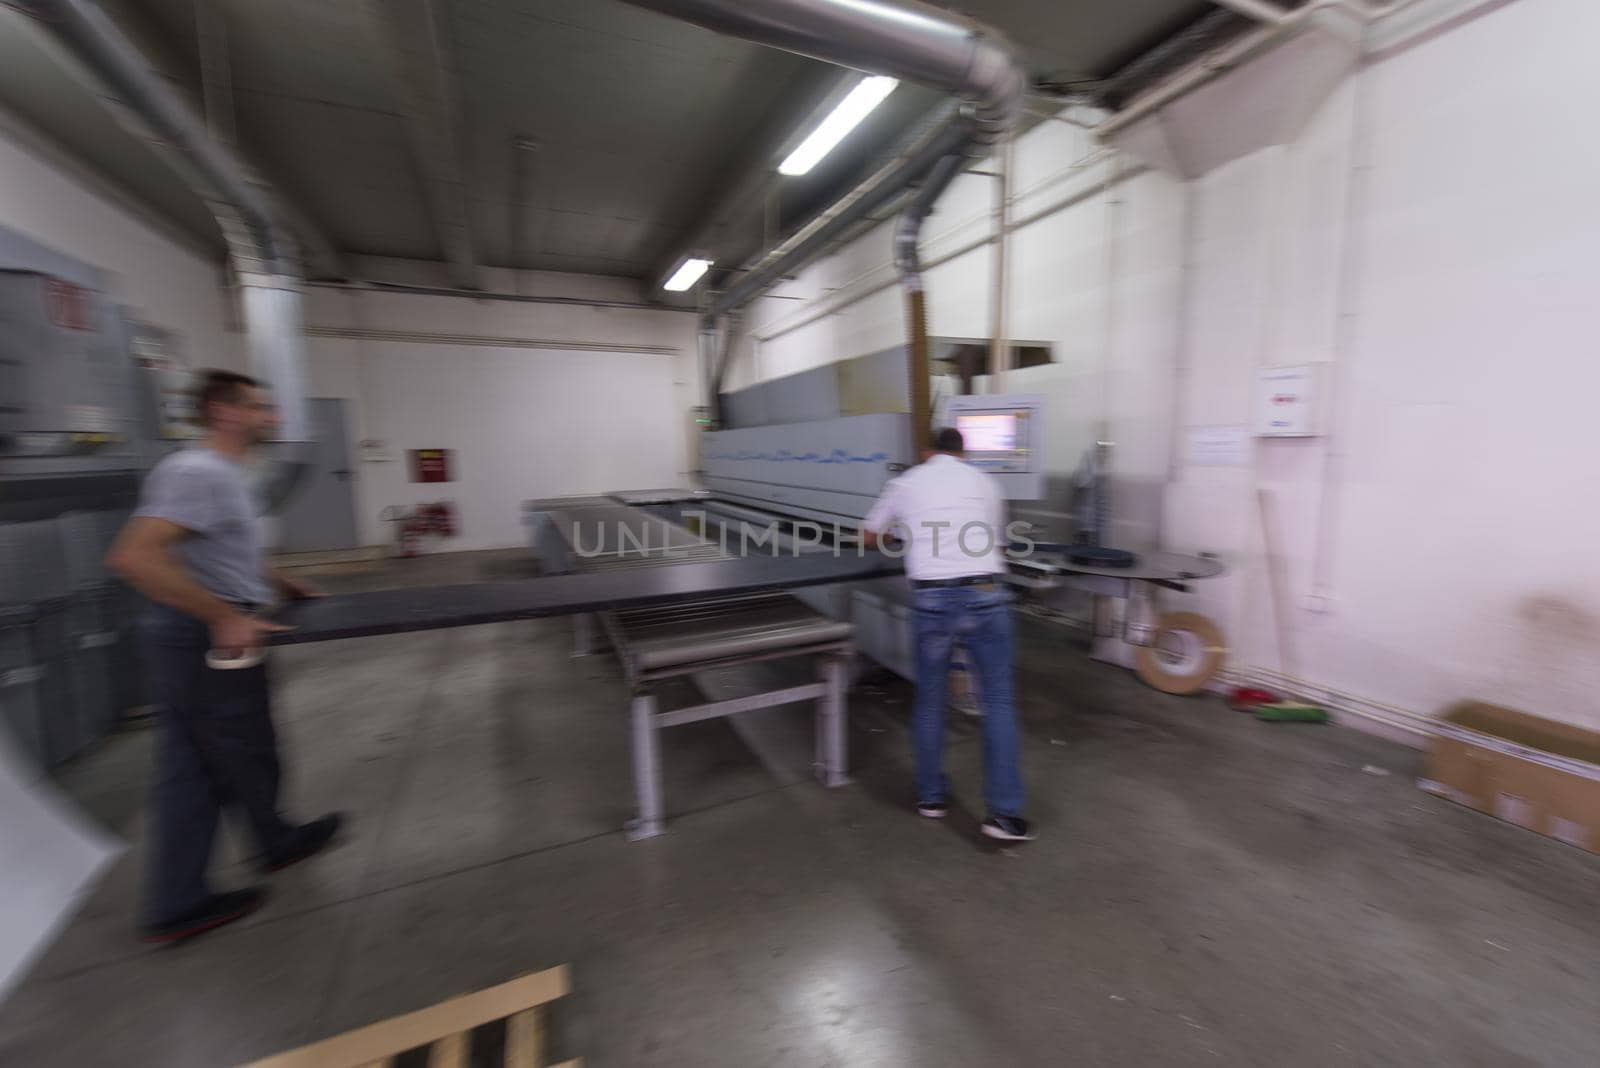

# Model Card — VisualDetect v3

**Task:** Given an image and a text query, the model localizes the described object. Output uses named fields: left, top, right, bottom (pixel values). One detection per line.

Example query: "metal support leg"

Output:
left=815, top=653, right=850, bottom=788
left=625, top=692, right=664, bottom=840
left=573, top=612, right=594, bottom=657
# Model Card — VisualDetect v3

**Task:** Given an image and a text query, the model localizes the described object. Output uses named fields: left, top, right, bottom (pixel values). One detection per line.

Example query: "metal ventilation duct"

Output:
left=19, top=0, right=314, bottom=511
left=621, top=0, right=1028, bottom=439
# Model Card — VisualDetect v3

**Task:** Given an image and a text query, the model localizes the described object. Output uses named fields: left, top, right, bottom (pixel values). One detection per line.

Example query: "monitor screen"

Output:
left=956, top=412, right=1020, bottom=454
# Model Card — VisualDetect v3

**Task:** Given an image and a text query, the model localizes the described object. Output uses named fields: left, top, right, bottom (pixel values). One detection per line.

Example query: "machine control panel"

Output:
left=946, top=393, right=1045, bottom=500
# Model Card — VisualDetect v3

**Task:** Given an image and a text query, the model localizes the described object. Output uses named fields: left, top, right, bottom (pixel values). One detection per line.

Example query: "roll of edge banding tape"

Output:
left=205, top=648, right=266, bottom=670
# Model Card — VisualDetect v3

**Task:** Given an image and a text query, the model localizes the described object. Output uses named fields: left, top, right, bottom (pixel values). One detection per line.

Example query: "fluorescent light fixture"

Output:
left=663, top=257, right=713, bottom=292
left=779, top=75, right=899, bottom=177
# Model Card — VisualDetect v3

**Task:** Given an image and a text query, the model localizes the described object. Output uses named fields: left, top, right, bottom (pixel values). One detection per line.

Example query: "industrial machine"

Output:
left=618, top=364, right=1228, bottom=699
left=1, top=226, right=185, bottom=768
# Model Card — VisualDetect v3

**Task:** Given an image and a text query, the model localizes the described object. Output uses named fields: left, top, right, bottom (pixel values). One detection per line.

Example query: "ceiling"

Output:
left=0, top=0, right=1234, bottom=293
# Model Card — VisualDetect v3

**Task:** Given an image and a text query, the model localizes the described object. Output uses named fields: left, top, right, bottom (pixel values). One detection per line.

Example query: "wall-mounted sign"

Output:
left=409, top=448, right=454, bottom=483
left=1254, top=364, right=1329, bottom=437
left=43, top=278, right=98, bottom=331
left=1187, top=424, right=1251, bottom=467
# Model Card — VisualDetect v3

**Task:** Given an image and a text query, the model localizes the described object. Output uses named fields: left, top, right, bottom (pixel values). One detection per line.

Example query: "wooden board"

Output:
left=239, top=965, right=570, bottom=1068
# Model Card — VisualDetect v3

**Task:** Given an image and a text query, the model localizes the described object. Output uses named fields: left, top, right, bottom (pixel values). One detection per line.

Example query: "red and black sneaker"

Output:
left=141, top=887, right=267, bottom=944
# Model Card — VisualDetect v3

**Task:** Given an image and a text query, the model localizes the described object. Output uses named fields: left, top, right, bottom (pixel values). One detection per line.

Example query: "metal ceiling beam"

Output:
left=1209, top=0, right=1293, bottom=23
left=368, top=0, right=481, bottom=291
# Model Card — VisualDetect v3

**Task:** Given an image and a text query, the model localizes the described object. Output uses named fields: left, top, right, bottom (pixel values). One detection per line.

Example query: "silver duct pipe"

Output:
left=622, top=0, right=1026, bottom=320
left=714, top=103, right=968, bottom=317
left=22, top=0, right=314, bottom=510
left=621, top=0, right=1023, bottom=139
left=626, top=0, right=1027, bottom=432
left=697, top=315, right=720, bottom=413
left=893, top=150, right=966, bottom=446
left=893, top=151, right=967, bottom=293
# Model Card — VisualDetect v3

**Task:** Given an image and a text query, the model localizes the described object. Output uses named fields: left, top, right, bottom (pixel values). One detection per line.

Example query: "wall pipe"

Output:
left=988, top=134, right=1015, bottom=391
left=22, top=0, right=314, bottom=510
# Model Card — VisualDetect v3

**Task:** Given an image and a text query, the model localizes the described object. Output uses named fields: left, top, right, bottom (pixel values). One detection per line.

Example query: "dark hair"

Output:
left=194, top=370, right=260, bottom=426
left=932, top=427, right=965, bottom=454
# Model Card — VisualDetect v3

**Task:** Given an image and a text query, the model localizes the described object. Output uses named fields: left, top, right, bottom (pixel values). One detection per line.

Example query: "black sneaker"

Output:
left=981, top=815, right=1035, bottom=842
left=141, top=887, right=267, bottom=944
left=917, top=800, right=949, bottom=819
left=262, top=813, right=345, bottom=873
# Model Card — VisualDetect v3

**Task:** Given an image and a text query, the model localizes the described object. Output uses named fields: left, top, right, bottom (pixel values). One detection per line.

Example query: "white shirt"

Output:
left=862, top=454, right=1009, bottom=581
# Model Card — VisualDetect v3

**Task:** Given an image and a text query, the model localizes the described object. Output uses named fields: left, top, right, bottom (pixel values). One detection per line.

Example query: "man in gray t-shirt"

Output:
left=107, top=370, right=343, bottom=943
left=134, top=447, right=273, bottom=606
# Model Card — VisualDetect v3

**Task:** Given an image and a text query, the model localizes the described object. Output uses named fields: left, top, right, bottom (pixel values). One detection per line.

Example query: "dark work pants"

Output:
left=140, top=604, right=292, bottom=925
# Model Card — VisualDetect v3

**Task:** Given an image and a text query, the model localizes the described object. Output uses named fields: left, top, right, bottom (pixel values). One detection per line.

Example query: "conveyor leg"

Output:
left=815, top=653, right=851, bottom=788
left=626, top=691, right=665, bottom=840
left=573, top=613, right=594, bottom=657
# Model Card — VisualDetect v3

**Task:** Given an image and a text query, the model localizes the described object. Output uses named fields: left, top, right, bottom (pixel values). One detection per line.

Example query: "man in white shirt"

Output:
left=862, top=427, right=1033, bottom=841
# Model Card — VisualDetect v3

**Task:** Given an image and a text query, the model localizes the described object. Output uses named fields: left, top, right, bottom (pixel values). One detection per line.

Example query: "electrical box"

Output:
left=1254, top=363, right=1329, bottom=438
left=129, top=323, right=197, bottom=444
left=0, top=271, right=143, bottom=474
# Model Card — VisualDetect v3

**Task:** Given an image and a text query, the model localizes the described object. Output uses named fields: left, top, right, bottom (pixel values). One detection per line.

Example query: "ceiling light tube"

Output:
left=779, top=76, right=899, bottom=177
left=663, top=257, right=713, bottom=291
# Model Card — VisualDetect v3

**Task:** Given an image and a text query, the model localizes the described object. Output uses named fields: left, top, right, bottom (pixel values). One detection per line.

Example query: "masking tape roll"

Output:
left=206, top=648, right=266, bottom=670
left=1134, top=611, right=1227, bottom=696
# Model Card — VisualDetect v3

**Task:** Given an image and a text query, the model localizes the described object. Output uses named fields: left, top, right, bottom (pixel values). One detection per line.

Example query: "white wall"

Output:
left=720, top=0, right=1600, bottom=730
left=0, top=115, right=233, bottom=369
left=299, top=273, right=701, bottom=551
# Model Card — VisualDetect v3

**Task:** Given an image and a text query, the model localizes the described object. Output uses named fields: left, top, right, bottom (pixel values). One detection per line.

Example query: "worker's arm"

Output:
left=105, top=518, right=287, bottom=653
left=860, top=480, right=901, bottom=551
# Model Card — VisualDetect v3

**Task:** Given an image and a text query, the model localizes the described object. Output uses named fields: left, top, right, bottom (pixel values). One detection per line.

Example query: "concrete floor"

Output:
left=3, top=550, right=1600, bottom=1066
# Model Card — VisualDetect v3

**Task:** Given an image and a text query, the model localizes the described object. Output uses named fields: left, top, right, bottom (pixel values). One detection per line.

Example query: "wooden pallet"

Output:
left=239, top=964, right=577, bottom=1068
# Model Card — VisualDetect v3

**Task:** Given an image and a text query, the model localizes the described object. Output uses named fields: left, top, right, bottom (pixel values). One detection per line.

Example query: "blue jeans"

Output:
left=139, top=604, right=292, bottom=925
left=910, top=582, right=1024, bottom=818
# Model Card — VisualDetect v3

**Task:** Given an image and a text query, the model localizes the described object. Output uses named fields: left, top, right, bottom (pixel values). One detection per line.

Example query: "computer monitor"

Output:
left=945, top=393, right=1045, bottom=499
left=955, top=411, right=1020, bottom=454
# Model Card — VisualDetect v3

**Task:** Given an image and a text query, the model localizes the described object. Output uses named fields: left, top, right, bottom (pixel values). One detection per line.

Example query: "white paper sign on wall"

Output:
left=1255, top=364, right=1328, bottom=437
left=1187, top=424, right=1251, bottom=466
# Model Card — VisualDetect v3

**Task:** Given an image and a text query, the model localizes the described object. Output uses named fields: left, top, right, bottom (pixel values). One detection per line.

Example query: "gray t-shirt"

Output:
left=134, top=447, right=271, bottom=605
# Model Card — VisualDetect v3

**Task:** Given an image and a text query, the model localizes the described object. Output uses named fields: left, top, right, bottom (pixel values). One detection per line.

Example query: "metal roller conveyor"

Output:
left=528, top=496, right=858, bottom=840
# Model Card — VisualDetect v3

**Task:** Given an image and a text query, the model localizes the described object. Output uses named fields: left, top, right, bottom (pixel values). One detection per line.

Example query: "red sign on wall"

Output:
left=44, top=278, right=98, bottom=331
left=409, top=449, right=454, bottom=483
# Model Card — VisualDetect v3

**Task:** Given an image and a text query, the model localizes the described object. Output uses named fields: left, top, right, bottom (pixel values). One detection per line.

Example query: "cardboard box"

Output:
left=1420, top=701, right=1600, bottom=854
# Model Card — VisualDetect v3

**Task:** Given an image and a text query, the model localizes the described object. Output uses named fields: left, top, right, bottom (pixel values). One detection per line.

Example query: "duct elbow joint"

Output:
left=893, top=212, right=926, bottom=288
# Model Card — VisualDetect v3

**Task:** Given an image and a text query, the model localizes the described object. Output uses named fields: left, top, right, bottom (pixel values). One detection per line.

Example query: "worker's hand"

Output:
left=210, top=613, right=292, bottom=657
left=278, top=574, right=326, bottom=601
